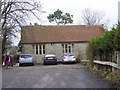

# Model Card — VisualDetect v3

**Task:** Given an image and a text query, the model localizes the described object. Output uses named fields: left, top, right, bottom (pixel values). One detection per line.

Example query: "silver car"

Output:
left=19, top=54, right=34, bottom=66
left=62, top=53, right=76, bottom=64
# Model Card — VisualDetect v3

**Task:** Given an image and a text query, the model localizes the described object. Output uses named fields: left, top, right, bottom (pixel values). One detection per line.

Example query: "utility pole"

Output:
left=118, top=1, right=120, bottom=23
left=117, top=1, right=120, bottom=68
left=0, top=2, right=1, bottom=60
left=0, top=1, right=2, bottom=90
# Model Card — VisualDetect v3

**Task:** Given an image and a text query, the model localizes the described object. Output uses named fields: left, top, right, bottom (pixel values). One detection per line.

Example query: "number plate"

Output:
left=48, top=58, right=53, bottom=59
left=24, top=58, right=28, bottom=60
left=68, top=60, right=72, bottom=61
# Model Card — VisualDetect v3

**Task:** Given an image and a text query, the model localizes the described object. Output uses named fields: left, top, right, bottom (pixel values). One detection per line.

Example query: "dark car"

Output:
left=43, top=54, right=57, bottom=65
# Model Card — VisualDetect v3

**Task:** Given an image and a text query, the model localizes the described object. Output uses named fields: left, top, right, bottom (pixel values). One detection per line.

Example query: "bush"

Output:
left=88, top=24, right=120, bottom=62
left=11, top=54, right=20, bottom=64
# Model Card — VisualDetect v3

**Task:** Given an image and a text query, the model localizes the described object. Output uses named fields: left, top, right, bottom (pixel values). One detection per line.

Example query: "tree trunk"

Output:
left=2, top=38, right=6, bottom=55
left=2, top=30, right=7, bottom=55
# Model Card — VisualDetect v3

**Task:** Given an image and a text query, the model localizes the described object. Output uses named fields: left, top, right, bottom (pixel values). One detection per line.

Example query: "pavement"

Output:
left=2, top=63, right=114, bottom=88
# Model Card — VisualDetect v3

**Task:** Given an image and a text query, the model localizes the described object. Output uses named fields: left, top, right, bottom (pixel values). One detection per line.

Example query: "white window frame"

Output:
left=32, top=44, right=45, bottom=55
left=62, top=44, right=74, bottom=53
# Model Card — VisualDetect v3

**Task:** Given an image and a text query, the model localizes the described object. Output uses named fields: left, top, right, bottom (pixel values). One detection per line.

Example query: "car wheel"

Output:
left=32, top=63, right=34, bottom=66
left=74, top=61, right=76, bottom=64
left=19, top=63, right=22, bottom=66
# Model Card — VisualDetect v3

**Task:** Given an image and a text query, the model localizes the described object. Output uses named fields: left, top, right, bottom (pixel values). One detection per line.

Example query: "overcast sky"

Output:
left=39, top=0, right=120, bottom=27
left=14, top=0, right=120, bottom=46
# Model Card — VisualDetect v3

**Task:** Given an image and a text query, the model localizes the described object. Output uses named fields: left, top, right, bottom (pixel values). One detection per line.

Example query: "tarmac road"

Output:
left=2, top=63, right=114, bottom=88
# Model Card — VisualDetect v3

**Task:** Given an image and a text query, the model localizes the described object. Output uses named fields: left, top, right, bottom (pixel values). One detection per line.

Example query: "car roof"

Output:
left=45, top=54, right=55, bottom=57
left=21, top=54, right=32, bottom=55
left=64, top=53, right=74, bottom=54
left=64, top=53, right=74, bottom=55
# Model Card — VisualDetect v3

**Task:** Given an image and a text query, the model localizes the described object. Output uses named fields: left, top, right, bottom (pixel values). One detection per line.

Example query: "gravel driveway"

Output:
left=2, top=63, right=114, bottom=88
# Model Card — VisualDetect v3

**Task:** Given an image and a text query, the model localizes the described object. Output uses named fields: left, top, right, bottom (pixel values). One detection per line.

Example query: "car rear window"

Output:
left=21, top=55, right=31, bottom=58
left=64, top=53, right=74, bottom=56
left=64, top=54, right=69, bottom=56
left=69, top=54, right=74, bottom=56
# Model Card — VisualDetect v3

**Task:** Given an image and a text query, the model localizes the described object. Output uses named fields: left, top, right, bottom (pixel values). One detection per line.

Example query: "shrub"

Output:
left=11, top=54, right=20, bottom=64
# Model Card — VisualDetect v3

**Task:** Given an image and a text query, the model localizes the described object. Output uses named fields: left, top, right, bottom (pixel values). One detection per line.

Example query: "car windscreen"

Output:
left=21, top=55, right=31, bottom=58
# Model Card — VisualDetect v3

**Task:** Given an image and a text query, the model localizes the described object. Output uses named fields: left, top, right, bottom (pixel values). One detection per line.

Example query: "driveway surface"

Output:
left=2, top=64, right=114, bottom=88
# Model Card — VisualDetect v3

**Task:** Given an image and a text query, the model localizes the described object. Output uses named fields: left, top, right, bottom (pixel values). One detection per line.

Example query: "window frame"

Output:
left=32, top=44, right=45, bottom=55
left=62, top=44, right=74, bottom=53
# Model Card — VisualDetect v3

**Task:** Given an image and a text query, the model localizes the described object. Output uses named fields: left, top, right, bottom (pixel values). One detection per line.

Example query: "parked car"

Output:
left=19, top=54, right=34, bottom=66
left=62, top=53, right=76, bottom=64
left=43, top=54, right=57, bottom=65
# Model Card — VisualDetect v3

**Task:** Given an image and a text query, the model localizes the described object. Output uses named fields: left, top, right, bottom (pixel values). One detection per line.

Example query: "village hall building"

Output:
left=21, top=25, right=104, bottom=64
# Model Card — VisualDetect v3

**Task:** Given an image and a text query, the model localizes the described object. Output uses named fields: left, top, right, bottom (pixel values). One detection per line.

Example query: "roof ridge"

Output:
left=22, top=25, right=103, bottom=28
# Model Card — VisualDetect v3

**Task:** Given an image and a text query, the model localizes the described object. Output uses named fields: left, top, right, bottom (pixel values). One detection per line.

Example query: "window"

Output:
left=43, top=45, right=45, bottom=54
left=36, top=45, right=38, bottom=55
left=72, top=44, right=74, bottom=53
left=32, top=44, right=45, bottom=55
left=62, top=44, right=74, bottom=53
left=39, top=45, right=42, bottom=54
left=62, top=44, right=64, bottom=53
left=65, top=44, right=67, bottom=53
left=68, top=45, right=71, bottom=52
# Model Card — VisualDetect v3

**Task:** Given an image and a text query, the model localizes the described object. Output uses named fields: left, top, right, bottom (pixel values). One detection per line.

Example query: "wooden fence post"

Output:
left=117, top=51, right=120, bottom=67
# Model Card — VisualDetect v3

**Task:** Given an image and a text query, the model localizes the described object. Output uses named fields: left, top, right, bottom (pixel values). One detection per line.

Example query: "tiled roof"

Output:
left=21, top=25, right=104, bottom=44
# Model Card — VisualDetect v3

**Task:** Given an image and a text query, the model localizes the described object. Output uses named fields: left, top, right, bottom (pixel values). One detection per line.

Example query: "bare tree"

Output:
left=81, top=8, right=105, bottom=25
left=1, top=0, right=45, bottom=54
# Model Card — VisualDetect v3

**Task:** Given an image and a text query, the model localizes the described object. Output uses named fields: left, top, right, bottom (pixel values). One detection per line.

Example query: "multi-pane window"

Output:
left=62, top=44, right=74, bottom=53
left=43, top=45, right=45, bottom=54
left=65, top=44, right=67, bottom=53
left=32, top=44, right=45, bottom=55
left=36, top=45, right=38, bottom=55
left=39, top=45, right=42, bottom=54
